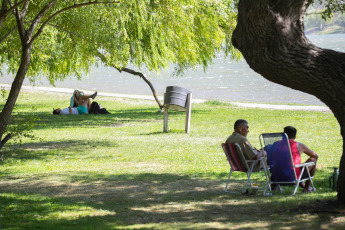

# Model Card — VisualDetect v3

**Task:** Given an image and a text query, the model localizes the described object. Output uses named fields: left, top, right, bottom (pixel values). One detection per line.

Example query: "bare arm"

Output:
left=74, top=96, right=78, bottom=105
left=69, top=106, right=72, bottom=114
left=297, top=142, right=318, bottom=160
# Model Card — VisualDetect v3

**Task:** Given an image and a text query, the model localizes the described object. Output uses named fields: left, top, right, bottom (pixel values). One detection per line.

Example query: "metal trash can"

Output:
left=164, top=86, right=191, bottom=112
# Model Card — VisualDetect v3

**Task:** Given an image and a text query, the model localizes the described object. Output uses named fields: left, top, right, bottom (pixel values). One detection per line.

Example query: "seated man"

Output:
left=283, top=126, right=318, bottom=193
left=226, top=119, right=266, bottom=172
left=53, top=92, right=97, bottom=115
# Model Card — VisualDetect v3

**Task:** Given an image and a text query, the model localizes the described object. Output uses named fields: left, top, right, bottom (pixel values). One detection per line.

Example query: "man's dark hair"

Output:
left=234, top=119, right=248, bottom=130
left=53, top=109, right=60, bottom=115
left=284, top=126, right=297, bottom=139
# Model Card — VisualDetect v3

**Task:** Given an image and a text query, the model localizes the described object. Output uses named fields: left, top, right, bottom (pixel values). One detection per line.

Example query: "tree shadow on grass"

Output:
left=1, top=139, right=118, bottom=162
left=1, top=172, right=344, bottom=229
left=13, top=107, right=208, bottom=131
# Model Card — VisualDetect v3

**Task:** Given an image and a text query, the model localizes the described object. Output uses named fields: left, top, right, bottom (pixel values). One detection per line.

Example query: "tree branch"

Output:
left=19, top=0, right=29, bottom=16
left=46, top=23, right=164, bottom=109
left=0, top=0, right=27, bottom=28
left=29, top=0, right=120, bottom=44
left=26, top=0, right=57, bottom=44
left=12, top=0, right=26, bottom=43
left=0, top=25, right=16, bottom=43
left=117, top=67, right=164, bottom=109
left=96, top=51, right=163, bottom=109
left=0, top=133, right=12, bottom=149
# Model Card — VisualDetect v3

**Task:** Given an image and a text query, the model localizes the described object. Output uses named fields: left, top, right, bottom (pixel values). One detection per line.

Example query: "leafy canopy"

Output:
left=314, top=0, right=345, bottom=19
left=0, top=0, right=239, bottom=84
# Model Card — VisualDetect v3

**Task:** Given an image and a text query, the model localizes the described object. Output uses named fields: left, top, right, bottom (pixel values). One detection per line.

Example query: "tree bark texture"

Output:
left=232, top=0, right=345, bottom=202
left=0, top=44, right=32, bottom=145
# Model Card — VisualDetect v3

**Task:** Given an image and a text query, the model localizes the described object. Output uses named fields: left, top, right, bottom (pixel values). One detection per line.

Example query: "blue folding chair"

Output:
left=259, top=133, right=315, bottom=195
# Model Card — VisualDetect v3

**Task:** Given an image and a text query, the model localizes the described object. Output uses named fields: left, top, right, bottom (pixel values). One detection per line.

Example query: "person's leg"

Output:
left=77, top=92, right=97, bottom=106
left=303, top=157, right=317, bottom=192
left=83, top=98, right=91, bottom=111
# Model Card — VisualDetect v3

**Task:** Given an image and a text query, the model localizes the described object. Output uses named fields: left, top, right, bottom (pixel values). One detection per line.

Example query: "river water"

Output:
left=1, top=34, right=345, bottom=105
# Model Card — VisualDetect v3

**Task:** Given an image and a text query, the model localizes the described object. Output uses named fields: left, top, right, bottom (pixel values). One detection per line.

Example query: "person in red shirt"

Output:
left=284, top=126, right=318, bottom=193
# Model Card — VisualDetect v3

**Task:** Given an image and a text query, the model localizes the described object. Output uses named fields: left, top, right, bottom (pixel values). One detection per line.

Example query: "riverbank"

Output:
left=0, top=83, right=331, bottom=112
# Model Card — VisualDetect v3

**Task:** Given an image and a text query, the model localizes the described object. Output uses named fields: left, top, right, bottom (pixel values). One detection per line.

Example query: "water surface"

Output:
left=1, top=34, right=345, bottom=105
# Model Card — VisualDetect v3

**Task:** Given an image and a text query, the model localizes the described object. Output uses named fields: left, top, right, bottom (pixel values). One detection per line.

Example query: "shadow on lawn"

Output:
left=1, top=172, right=344, bottom=229
left=13, top=107, right=206, bottom=130
left=1, top=139, right=118, bottom=163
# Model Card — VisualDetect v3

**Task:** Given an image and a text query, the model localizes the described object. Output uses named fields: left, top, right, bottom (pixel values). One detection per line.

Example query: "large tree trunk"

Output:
left=232, top=0, right=345, bottom=202
left=0, top=44, right=32, bottom=148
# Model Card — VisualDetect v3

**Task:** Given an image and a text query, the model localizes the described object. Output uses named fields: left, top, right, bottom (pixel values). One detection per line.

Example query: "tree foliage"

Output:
left=317, top=0, right=345, bottom=19
left=0, top=0, right=238, bottom=83
left=0, top=0, right=238, bottom=147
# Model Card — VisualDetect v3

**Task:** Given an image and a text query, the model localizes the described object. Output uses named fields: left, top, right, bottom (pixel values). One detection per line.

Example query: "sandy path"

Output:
left=0, top=84, right=330, bottom=112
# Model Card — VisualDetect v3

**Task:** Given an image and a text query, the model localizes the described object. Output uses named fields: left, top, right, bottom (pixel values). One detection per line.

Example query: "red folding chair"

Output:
left=222, top=143, right=269, bottom=194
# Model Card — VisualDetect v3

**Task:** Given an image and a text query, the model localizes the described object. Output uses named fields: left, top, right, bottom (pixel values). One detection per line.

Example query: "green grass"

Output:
left=0, top=90, right=344, bottom=229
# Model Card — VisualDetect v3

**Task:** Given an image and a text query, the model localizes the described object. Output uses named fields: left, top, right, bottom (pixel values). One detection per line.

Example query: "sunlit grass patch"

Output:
left=0, top=90, right=343, bottom=229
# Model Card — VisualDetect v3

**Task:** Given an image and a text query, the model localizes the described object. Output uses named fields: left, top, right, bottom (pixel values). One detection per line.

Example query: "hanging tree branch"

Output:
left=0, top=0, right=121, bottom=147
left=0, top=25, right=16, bottom=43
left=47, top=23, right=164, bottom=109
left=0, top=0, right=28, bottom=28
left=114, top=67, right=164, bottom=109
left=30, top=0, right=120, bottom=44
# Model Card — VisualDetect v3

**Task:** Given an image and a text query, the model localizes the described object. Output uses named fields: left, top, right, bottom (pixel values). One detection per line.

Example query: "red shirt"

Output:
left=289, top=139, right=301, bottom=178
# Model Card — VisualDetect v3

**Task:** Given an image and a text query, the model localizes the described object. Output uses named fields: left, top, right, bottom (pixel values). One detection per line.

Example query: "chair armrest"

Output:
left=294, top=162, right=315, bottom=168
left=246, top=160, right=257, bottom=163
left=246, top=157, right=264, bottom=163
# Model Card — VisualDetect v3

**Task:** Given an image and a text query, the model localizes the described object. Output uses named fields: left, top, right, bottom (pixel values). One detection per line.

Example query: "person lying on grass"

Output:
left=53, top=91, right=97, bottom=115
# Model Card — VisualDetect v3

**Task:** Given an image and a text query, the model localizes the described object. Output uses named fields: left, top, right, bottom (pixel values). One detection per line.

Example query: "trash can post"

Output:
left=185, top=93, right=192, bottom=134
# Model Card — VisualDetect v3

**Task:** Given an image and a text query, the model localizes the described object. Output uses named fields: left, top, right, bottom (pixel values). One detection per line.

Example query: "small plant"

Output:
left=1, top=107, right=40, bottom=151
left=1, top=87, right=6, bottom=100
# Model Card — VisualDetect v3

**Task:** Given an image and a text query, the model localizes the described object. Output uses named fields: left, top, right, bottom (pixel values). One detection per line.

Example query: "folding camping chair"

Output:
left=221, top=143, right=269, bottom=194
left=259, top=133, right=316, bottom=195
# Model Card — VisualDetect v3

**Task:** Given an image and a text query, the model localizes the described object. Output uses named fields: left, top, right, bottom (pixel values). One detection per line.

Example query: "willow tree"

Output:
left=0, top=0, right=238, bottom=148
left=231, top=0, right=345, bottom=202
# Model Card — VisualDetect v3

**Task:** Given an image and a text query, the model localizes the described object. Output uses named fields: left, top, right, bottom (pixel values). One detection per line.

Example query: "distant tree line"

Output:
left=305, top=6, right=345, bottom=33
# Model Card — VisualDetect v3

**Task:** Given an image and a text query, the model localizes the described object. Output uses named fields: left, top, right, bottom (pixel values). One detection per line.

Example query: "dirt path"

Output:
left=0, top=84, right=330, bottom=112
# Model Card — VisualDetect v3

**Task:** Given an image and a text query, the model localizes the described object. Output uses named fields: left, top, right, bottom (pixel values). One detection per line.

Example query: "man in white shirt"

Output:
left=54, top=106, right=79, bottom=115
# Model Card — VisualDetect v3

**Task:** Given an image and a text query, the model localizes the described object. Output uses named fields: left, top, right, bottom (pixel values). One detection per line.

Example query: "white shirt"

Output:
left=60, top=107, right=79, bottom=115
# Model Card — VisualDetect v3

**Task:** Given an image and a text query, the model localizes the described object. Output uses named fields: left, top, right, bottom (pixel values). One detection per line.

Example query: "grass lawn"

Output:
left=0, top=90, right=344, bottom=229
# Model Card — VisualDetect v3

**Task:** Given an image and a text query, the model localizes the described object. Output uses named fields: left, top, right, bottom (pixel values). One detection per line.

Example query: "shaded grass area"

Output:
left=0, top=91, right=345, bottom=229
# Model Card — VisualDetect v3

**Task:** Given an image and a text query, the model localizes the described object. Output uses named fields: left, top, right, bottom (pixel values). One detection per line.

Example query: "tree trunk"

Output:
left=232, top=0, right=345, bottom=202
left=0, top=44, right=32, bottom=148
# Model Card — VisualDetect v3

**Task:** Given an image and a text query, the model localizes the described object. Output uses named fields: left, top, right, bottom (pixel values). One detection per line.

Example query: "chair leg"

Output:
left=293, top=166, right=306, bottom=195
left=244, top=163, right=255, bottom=193
left=305, top=167, right=316, bottom=191
left=292, top=182, right=299, bottom=195
left=262, top=162, right=271, bottom=195
left=225, top=168, right=233, bottom=192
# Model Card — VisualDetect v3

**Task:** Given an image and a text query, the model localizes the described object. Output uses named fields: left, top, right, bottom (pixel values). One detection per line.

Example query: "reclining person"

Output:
left=70, top=89, right=84, bottom=107
left=53, top=92, right=97, bottom=115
